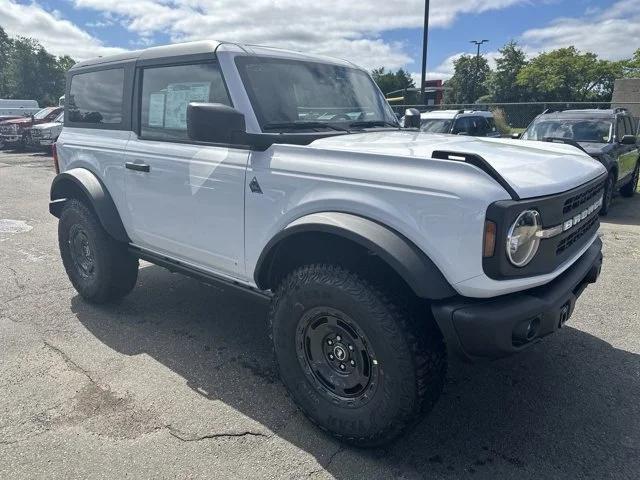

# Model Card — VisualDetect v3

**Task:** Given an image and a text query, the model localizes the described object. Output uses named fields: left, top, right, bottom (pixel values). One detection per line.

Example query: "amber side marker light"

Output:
left=483, top=220, right=497, bottom=258
left=52, top=143, right=59, bottom=174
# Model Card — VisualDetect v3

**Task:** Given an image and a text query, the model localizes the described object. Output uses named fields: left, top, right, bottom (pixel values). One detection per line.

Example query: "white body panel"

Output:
left=124, top=136, right=248, bottom=277
left=56, top=42, right=607, bottom=299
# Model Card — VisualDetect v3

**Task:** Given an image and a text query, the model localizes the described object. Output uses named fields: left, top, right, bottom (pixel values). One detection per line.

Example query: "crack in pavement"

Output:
left=307, top=445, right=344, bottom=477
left=165, top=425, right=271, bottom=442
left=42, top=340, right=101, bottom=387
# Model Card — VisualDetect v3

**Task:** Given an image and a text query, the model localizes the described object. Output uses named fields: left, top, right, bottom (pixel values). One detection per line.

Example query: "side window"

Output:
left=140, top=62, right=231, bottom=142
left=472, top=117, right=490, bottom=136
left=68, top=68, right=125, bottom=125
left=452, top=117, right=471, bottom=134
left=616, top=117, right=627, bottom=139
left=623, top=117, right=633, bottom=138
left=485, top=117, right=498, bottom=134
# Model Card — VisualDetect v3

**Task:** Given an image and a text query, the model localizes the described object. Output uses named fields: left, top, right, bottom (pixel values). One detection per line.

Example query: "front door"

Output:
left=618, top=116, right=639, bottom=180
left=124, top=61, right=248, bottom=277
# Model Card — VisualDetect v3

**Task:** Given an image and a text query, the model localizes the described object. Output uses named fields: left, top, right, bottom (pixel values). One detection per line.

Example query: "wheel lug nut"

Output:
left=350, top=360, right=355, bottom=366
left=328, top=354, right=334, bottom=360
left=336, top=335, right=341, bottom=341
left=348, top=345, right=354, bottom=351
left=327, top=339, right=333, bottom=345
left=339, top=363, right=346, bottom=370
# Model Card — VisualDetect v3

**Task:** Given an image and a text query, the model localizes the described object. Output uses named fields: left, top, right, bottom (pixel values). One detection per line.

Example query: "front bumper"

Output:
left=432, top=237, right=602, bottom=362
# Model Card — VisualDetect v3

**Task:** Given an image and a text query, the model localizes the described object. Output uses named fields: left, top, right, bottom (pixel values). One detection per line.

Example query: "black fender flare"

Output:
left=254, top=212, right=456, bottom=300
left=49, top=168, right=129, bottom=243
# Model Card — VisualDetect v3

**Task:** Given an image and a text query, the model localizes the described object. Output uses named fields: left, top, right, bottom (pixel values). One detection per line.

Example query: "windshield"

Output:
left=235, top=57, right=398, bottom=131
left=33, top=107, right=56, bottom=120
left=420, top=119, right=452, bottom=134
left=522, top=118, right=613, bottom=143
left=54, top=112, right=64, bottom=123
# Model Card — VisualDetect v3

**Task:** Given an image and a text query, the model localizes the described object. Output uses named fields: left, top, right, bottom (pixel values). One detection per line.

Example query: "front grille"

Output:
left=563, top=181, right=605, bottom=214
left=556, top=214, right=599, bottom=255
left=484, top=173, right=606, bottom=280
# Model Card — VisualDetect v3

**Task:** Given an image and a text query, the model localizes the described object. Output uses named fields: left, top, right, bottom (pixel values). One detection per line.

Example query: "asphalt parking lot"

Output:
left=1, top=149, right=639, bottom=480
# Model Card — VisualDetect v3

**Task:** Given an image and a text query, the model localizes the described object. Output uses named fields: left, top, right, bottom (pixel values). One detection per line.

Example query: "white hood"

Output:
left=310, top=131, right=607, bottom=199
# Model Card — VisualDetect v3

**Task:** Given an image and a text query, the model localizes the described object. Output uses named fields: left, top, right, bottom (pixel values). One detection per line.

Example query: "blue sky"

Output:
left=1, top=0, right=638, bottom=80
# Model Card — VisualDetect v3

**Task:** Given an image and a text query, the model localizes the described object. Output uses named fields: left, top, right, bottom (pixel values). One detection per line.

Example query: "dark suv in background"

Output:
left=520, top=108, right=639, bottom=214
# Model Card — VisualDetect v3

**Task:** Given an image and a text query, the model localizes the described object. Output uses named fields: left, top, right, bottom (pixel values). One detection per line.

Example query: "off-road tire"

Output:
left=269, top=264, right=446, bottom=447
left=600, top=172, right=615, bottom=216
left=58, top=199, right=138, bottom=303
left=620, top=162, right=639, bottom=198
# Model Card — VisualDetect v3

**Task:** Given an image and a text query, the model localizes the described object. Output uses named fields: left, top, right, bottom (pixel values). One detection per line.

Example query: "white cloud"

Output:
left=71, top=0, right=530, bottom=69
left=520, top=0, right=640, bottom=60
left=0, top=1, right=125, bottom=59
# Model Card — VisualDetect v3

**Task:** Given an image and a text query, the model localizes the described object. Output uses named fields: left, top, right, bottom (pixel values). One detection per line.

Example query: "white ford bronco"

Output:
left=50, top=41, right=606, bottom=446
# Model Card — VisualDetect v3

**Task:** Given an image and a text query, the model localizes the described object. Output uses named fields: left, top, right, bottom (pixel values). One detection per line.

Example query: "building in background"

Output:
left=612, top=78, right=640, bottom=121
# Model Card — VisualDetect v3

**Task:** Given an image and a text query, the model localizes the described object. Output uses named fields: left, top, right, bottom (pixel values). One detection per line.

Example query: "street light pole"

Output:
left=469, top=39, right=488, bottom=104
left=420, top=0, right=430, bottom=105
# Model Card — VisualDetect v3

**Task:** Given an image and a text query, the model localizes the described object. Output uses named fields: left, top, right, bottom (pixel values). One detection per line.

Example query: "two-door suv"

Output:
left=520, top=108, right=639, bottom=214
left=51, top=41, right=606, bottom=446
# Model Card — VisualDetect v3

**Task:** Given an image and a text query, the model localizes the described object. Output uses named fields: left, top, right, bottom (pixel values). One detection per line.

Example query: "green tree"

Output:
left=0, top=27, right=13, bottom=98
left=2, top=32, right=74, bottom=106
left=443, top=54, right=491, bottom=104
left=488, top=41, right=528, bottom=102
left=516, top=47, right=623, bottom=102
left=371, top=67, right=415, bottom=95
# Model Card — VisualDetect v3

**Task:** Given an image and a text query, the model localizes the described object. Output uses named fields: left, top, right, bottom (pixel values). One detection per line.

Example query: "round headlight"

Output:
left=506, top=210, right=541, bottom=267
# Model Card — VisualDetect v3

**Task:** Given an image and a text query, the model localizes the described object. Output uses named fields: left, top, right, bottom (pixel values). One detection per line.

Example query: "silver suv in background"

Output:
left=29, top=111, right=64, bottom=149
left=403, top=109, right=501, bottom=137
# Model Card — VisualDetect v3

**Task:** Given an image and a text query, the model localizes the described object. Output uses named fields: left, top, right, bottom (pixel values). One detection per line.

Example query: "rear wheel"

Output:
left=620, top=162, right=639, bottom=198
left=600, top=172, right=615, bottom=216
left=270, top=264, right=446, bottom=447
left=58, top=199, right=138, bottom=303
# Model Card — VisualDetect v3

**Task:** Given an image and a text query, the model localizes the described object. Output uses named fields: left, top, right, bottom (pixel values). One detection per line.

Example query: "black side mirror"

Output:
left=403, top=108, right=421, bottom=129
left=187, top=103, right=246, bottom=144
left=511, top=132, right=521, bottom=139
left=620, top=134, right=637, bottom=145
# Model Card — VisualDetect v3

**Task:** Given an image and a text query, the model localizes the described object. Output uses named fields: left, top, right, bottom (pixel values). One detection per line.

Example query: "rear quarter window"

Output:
left=67, top=68, right=125, bottom=125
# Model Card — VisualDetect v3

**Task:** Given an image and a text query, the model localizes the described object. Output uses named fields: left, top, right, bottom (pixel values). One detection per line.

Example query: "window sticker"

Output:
left=148, top=92, right=166, bottom=127
left=164, top=82, right=211, bottom=130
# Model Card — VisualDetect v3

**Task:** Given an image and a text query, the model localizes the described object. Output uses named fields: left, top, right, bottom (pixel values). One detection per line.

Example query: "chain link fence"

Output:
left=390, top=102, right=640, bottom=135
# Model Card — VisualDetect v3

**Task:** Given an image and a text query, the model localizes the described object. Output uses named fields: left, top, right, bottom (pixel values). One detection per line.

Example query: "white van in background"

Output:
left=0, top=99, right=41, bottom=119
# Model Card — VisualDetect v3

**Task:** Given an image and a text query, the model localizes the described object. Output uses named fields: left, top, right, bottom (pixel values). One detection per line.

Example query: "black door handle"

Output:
left=125, top=162, right=150, bottom=173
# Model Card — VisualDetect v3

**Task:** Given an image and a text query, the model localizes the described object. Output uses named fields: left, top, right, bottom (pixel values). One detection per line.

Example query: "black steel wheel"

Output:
left=270, top=264, right=446, bottom=447
left=59, top=199, right=139, bottom=303
left=296, top=307, right=379, bottom=406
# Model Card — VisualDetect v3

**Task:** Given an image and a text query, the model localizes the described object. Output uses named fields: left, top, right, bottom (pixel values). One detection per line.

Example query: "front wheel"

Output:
left=59, top=199, right=139, bottom=303
left=620, top=162, right=639, bottom=198
left=269, top=264, right=446, bottom=447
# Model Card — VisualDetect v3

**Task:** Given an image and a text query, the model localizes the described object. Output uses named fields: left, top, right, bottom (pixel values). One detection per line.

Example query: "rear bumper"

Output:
left=432, top=237, right=602, bottom=362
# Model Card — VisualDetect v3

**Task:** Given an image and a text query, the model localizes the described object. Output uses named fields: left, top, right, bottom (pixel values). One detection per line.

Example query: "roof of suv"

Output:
left=71, top=41, right=357, bottom=70
left=420, top=110, right=494, bottom=120
left=535, top=109, right=627, bottom=120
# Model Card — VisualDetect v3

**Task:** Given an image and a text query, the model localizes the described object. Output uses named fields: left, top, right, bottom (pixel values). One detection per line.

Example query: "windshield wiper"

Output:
left=262, top=122, right=350, bottom=133
left=348, top=120, right=400, bottom=129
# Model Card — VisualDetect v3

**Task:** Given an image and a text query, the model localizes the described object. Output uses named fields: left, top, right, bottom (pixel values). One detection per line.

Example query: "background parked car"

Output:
left=520, top=108, right=639, bottom=214
left=0, top=106, right=63, bottom=151
left=402, top=109, right=501, bottom=137
left=29, top=111, right=64, bottom=149
left=0, top=99, right=40, bottom=118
